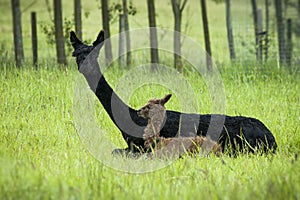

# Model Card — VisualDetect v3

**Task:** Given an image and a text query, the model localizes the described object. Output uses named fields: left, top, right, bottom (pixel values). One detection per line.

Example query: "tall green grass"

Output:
left=1, top=0, right=300, bottom=198
left=0, top=62, right=299, bottom=199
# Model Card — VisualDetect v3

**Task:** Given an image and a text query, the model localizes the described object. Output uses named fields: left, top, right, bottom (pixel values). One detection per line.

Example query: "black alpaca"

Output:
left=70, top=30, right=277, bottom=155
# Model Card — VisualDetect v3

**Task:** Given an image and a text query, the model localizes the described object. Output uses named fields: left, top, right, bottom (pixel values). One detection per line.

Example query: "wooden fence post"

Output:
left=53, top=0, right=67, bottom=65
left=257, top=8, right=263, bottom=64
left=286, top=19, right=292, bottom=67
left=118, top=14, right=125, bottom=67
left=74, top=0, right=82, bottom=40
left=11, top=0, right=24, bottom=67
left=251, top=0, right=263, bottom=63
left=265, top=0, right=269, bottom=62
left=31, top=12, right=38, bottom=68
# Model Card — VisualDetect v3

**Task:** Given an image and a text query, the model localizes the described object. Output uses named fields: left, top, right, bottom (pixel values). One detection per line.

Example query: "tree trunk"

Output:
left=101, top=0, right=112, bottom=62
left=225, top=0, right=235, bottom=60
left=257, top=8, right=263, bottom=64
left=200, top=0, right=212, bottom=71
left=122, top=0, right=131, bottom=67
left=171, top=0, right=187, bottom=73
left=274, top=0, right=285, bottom=66
left=286, top=18, right=292, bottom=67
left=298, top=0, right=300, bottom=17
left=11, top=0, right=24, bottom=67
left=265, top=0, right=269, bottom=61
left=74, top=0, right=82, bottom=40
left=147, top=0, right=159, bottom=71
left=53, top=0, right=67, bottom=65
left=251, top=0, right=262, bottom=63
left=118, top=14, right=126, bottom=67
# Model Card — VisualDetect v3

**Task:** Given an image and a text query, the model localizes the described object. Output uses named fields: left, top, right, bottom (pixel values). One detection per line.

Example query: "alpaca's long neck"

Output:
left=79, top=56, right=146, bottom=141
left=95, top=73, right=135, bottom=125
left=93, top=69, right=149, bottom=141
left=150, top=119, right=161, bottom=137
left=147, top=118, right=160, bottom=138
left=148, top=111, right=165, bottom=138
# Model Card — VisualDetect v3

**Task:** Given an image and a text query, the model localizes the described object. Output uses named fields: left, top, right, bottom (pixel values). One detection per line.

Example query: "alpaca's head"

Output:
left=137, top=94, right=172, bottom=119
left=138, top=94, right=171, bottom=145
left=70, top=30, right=105, bottom=68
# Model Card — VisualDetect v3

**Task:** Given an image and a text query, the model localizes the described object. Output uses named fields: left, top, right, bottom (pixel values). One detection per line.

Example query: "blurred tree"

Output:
left=251, top=0, right=262, bottom=63
left=298, top=0, right=300, bottom=16
left=274, top=0, right=286, bottom=66
left=200, top=0, right=212, bottom=71
left=147, top=0, right=159, bottom=71
left=118, top=14, right=125, bottom=66
left=54, top=0, right=67, bottom=65
left=225, top=0, right=235, bottom=60
left=281, top=1, right=300, bottom=39
left=286, top=18, right=292, bottom=67
left=41, top=0, right=77, bottom=55
left=101, top=0, right=113, bottom=62
left=171, top=0, right=187, bottom=73
left=11, top=0, right=24, bottom=67
left=122, top=0, right=131, bottom=67
left=265, top=0, right=269, bottom=61
left=74, top=0, right=82, bottom=40
left=211, top=0, right=235, bottom=61
left=107, top=1, right=136, bottom=67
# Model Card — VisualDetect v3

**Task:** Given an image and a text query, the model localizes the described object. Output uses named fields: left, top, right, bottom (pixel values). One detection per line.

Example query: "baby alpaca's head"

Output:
left=137, top=94, right=172, bottom=148
left=137, top=94, right=172, bottom=119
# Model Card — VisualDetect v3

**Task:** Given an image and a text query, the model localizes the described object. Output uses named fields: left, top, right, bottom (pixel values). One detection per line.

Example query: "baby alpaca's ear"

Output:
left=161, top=94, right=172, bottom=106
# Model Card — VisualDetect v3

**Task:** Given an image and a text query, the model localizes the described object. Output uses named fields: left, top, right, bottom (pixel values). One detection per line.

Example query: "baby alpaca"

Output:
left=137, top=94, right=222, bottom=157
left=137, top=94, right=170, bottom=149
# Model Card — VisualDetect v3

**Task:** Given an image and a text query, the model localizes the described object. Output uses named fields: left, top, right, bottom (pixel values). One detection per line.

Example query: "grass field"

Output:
left=1, top=62, right=299, bottom=199
left=1, top=0, right=300, bottom=199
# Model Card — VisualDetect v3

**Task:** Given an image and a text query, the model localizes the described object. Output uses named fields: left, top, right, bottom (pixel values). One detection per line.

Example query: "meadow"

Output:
left=1, top=0, right=300, bottom=199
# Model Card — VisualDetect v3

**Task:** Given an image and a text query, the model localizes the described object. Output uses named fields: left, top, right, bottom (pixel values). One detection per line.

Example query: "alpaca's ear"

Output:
left=93, top=30, right=105, bottom=46
left=161, top=94, right=172, bottom=105
left=70, top=31, right=83, bottom=48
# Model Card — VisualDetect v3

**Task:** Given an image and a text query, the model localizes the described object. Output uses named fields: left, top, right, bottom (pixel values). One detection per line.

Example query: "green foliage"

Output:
left=108, top=1, right=137, bottom=24
left=39, top=0, right=91, bottom=55
left=40, top=17, right=74, bottom=55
